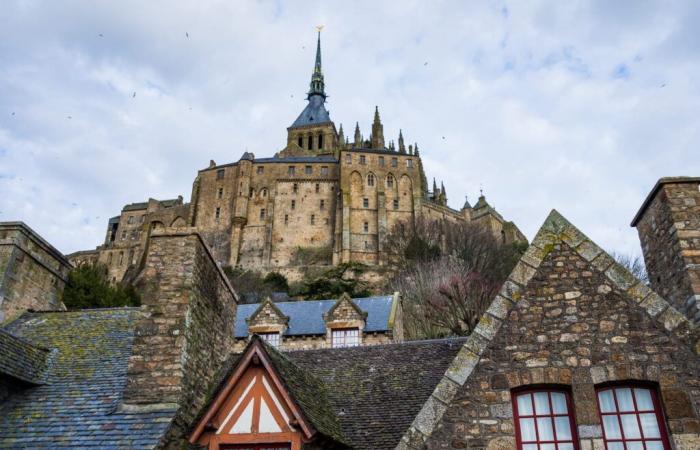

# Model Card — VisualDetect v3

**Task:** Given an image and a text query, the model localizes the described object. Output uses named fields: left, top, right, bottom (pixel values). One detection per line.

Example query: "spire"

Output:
left=371, top=106, right=385, bottom=149
left=414, top=142, right=420, bottom=156
left=354, top=122, right=362, bottom=147
left=338, top=123, right=344, bottom=144
left=398, top=129, right=406, bottom=153
left=433, top=178, right=438, bottom=195
left=307, top=28, right=326, bottom=100
left=462, top=195, right=472, bottom=210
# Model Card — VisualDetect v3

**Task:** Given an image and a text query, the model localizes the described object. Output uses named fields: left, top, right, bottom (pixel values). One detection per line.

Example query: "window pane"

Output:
left=603, top=415, right=622, bottom=439
left=639, top=413, right=661, bottom=438
left=645, top=441, right=664, bottom=450
left=540, top=444, right=555, bottom=450
left=558, top=444, right=574, bottom=450
left=519, top=418, right=537, bottom=441
left=616, top=388, right=635, bottom=412
left=634, top=388, right=654, bottom=411
left=523, top=445, right=538, bottom=450
left=534, top=392, right=550, bottom=414
left=598, top=390, right=617, bottom=413
left=554, top=416, right=572, bottom=440
left=607, top=443, right=624, bottom=450
left=620, top=414, right=641, bottom=439
left=537, top=417, right=554, bottom=441
left=551, top=392, right=568, bottom=414
left=626, top=442, right=644, bottom=450
left=517, top=394, right=533, bottom=415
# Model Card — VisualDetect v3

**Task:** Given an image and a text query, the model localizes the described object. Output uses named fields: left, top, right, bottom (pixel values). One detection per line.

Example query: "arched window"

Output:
left=387, top=175, right=394, bottom=188
left=318, top=133, right=324, bottom=149
left=512, top=389, right=578, bottom=450
left=596, top=385, right=670, bottom=450
left=367, top=173, right=375, bottom=186
left=260, top=188, right=268, bottom=197
left=298, top=136, right=303, bottom=147
left=307, top=135, right=313, bottom=150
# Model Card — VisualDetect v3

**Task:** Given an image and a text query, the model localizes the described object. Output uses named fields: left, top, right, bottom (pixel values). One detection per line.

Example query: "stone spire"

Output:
left=371, top=106, right=385, bottom=149
left=414, top=142, right=420, bottom=156
left=307, top=29, right=326, bottom=100
left=432, top=178, right=438, bottom=195
left=398, top=129, right=406, bottom=153
left=354, top=122, right=362, bottom=147
left=462, top=195, right=472, bottom=209
left=338, top=123, right=344, bottom=144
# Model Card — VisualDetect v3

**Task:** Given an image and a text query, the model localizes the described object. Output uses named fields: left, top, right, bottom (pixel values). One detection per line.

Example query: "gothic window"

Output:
left=320, top=199, right=325, bottom=210
left=363, top=221, right=369, bottom=232
left=293, top=183, right=298, bottom=194
left=321, top=166, right=329, bottom=176
left=363, top=198, right=369, bottom=208
left=387, top=175, right=394, bottom=188
left=288, top=166, right=295, bottom=176
left=310, top=214, right=315, bottom=225
left=216, top=168, right=225, bottom=180
left=291, top=200, right=296, bottom=210
left=257, top=166, right=264, bottom=174
left=513, top=389, right=578, bottom=450
left=298, top=136, right=303, bottom=147
left=261, top=188, right=267, bottom=197
left=218, top=187, right=223, bottom=199
left=307, top=135, right=313, bottom=150
left=393, top=199, right=399, bottom=210
left=315, top=183, right=320, bottom=193
left=346, top=154, right=352, bottom=164
left=367, top=174, right=375, bottom=186
left=215, top=207, right=221, bottom=220
left=257, top=332, right=280, bottom=348
left=379, top=156, right=385, bottom=166
left=331, top=328, right=359, bottom=348
left=260, top=208, right=266, bottom=220
left=249, top=188, right=254, bottom=198
left=407, top=159, right=413, bottom=168
left=359, top=155, right=366, bottom=165
left=305, top=165, right=312, bottom=175
left=318, top=133, right=323, bottom=149
left=391, top=157, right=398, bottom=167
left=596, top=385, right=670, bottom=450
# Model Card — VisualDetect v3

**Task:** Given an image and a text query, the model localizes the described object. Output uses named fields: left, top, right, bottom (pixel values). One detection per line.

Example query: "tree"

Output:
left=292, top=262, right=372, bottom=300
left=222, top=267, right=290, bottom=304
left=612, top=252, right=649, bottom=285
left=62, top=263, right=140, bottom=310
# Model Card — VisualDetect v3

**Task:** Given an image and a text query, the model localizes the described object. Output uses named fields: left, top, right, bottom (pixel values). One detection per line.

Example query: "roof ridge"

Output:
left=21, top=306, right=141, bottom=315
left=283, top=336, right=469, bottom=354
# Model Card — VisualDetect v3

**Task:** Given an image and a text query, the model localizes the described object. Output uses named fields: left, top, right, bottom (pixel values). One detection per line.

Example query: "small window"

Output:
left=216, top=168, right=225, bottom=180
left=364, top=240, right=369, bottom=250
left=379, top=156, right=385, bottom=166
left=597, top=385, right=670, bottom=450
left=311, top=214, right=315, bottom=225
left=284, top=214, right=289, bottom=225
left=363, top=222, right=369, bottom=233
left=293, top=183, right=298, bottom=194
left=321, top=166, right=329, bottom=176
left=298, top=136, right=303, bottom=147
left=127, top=216, right=134, bottom=224
left=261, top=188, right=267, bottom=197
left=324, top=218, right=329, bottom=225
left=257, top=166, right=264, bottom=175
left=121, top=230, right=127, bottom=240
left=359, top=155, right=366, bottom=165
left=367, top=174, right=375, bottom=186
left=318, top=133, right=323, bottom=149
left=288, top=166, right=296, bottom=176
left=363, top=198, right=369, bottom=208
left=305, top=165, right=312, bottom=175
left=260, top=208, right=266, bottom=220
left=215, top=207, right=221, bottom=220
left=320, top=199, right=325, bottom=210
left=391, top=157, right=398, bottom=167
left=387, top=175, right=394, bottom=188
left=346, top=154, right=352, bottom=164
left=291, top=200, right=296, bottom=210
left=393, top=199, right=399, bottom=210
left=140, top=215, right=145, bottom=223
left=258, top=332, right=280, bottom=348
left=217, top=187, right=224, bottom=199
left=407, top=159, right=413, bottom=168
left=331, top=328, right=359, bottom=348
left=249, top=188, right=254, bottom=198
left=118, top=251, right=124, bottom=265
left=307, top=135, right=313, bottom=150
left=513, top=389, right=578, bottom=450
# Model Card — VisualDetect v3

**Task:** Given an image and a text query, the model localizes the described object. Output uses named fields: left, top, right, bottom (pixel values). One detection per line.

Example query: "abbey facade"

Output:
left=68, top=33, right=524, bottom=282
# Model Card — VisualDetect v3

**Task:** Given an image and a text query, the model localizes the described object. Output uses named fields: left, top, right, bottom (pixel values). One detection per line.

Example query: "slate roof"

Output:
left=0, top=309, right=175, bottom=449
left=290, top=95, right=332, bottom=128
left=234, top=295, right=395, bottom=338
left=207, top=337, right=466, bottom=450
left=0, top=329, right=52, bottom=385
left=253, top=155, right=338, bottom=164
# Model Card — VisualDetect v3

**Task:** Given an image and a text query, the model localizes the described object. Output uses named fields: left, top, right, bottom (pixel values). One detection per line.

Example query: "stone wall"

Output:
left=0, top=222, right=70, bottom=324
left=634, top=178, right=700, bottom=324
left=120, top=230, right=238, bottom=449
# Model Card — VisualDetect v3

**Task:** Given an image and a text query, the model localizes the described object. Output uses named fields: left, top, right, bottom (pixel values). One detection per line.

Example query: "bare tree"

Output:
left=611, top=252, right=649, bottom=285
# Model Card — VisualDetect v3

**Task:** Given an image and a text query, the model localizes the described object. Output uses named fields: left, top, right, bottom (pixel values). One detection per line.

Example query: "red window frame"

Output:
left=595, top=384, right=671, bottom=450
left=512, top=387, right=580, bottom=450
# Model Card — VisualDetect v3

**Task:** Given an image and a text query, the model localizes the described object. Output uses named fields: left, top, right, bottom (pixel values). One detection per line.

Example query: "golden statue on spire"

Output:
left=316, top=25, right=324, bottom=33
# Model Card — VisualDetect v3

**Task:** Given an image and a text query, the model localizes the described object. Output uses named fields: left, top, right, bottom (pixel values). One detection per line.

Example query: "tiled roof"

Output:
left=234, top=296, right=394, bottom=338
left=0, top=329, right=52, bottom=385
left=0, top=309, right=175, bottom=449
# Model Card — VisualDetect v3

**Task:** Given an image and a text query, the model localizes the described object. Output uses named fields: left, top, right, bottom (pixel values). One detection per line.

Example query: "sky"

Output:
left=1, top=0, right=699, bottom=258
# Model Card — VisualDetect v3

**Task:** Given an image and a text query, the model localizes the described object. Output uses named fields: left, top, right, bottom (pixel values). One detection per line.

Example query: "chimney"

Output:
left=631, top=177, right=700, bottom=324
left=120, top=230, right=238, bottom=445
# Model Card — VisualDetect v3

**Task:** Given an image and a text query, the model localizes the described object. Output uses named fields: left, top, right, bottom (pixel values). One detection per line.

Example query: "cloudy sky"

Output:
left=1, top=0, right=699, bottom=258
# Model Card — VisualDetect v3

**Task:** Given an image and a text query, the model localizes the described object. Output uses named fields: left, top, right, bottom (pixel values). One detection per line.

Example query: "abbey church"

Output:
left=68, top=32, right=525, bottom=283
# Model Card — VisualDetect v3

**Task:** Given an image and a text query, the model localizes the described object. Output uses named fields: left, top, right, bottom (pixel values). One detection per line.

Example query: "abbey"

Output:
left=68, top=32, right=524, bottom=282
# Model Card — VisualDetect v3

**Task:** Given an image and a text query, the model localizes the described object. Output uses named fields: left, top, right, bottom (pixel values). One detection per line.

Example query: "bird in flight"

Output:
left=99, top=33, right=103, bottom=37
left=185, top=32, right=189, bottom=38
left=132, top=92, right=136, bottom=98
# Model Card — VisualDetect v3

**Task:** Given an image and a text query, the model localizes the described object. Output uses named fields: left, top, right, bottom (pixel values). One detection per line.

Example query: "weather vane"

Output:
left=316, top=25, right=324, bottom=32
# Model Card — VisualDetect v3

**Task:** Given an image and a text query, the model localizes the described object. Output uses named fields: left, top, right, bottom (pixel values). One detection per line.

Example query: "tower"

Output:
left=370, top=106, right=385, bottom=149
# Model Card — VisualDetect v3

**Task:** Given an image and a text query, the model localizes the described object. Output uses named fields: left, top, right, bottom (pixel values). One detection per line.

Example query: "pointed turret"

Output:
left=398, top=130, right=406, bottom=153
left=338, top=123, right=344, bottom=144
left=432, top=178, right=438, bottom=196
left=308, top=30, right=326, bottom=100
left=354, top=122, right=362, bottom=147
left=371, top=106, right=385, bottom=149
left=414, top=142, right=420, bottom=156
left=462, top=195, right=472, bottom=210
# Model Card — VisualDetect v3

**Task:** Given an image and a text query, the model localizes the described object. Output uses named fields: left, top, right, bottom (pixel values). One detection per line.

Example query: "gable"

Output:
left=324, top=294, right=367, bottom=325
left=396, top=209, right=700, bottom=450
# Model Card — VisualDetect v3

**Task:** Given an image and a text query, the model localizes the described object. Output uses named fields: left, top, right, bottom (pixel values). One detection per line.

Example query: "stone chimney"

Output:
left=632, top=177, right=700, bottom=324
left=120, top=230, right=238, bottom=446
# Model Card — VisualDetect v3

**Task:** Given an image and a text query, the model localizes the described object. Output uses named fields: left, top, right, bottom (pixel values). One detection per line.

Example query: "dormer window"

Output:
left=257, top=332, right=280, bottom=348
left=331, top=328, right=359, bottom=348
